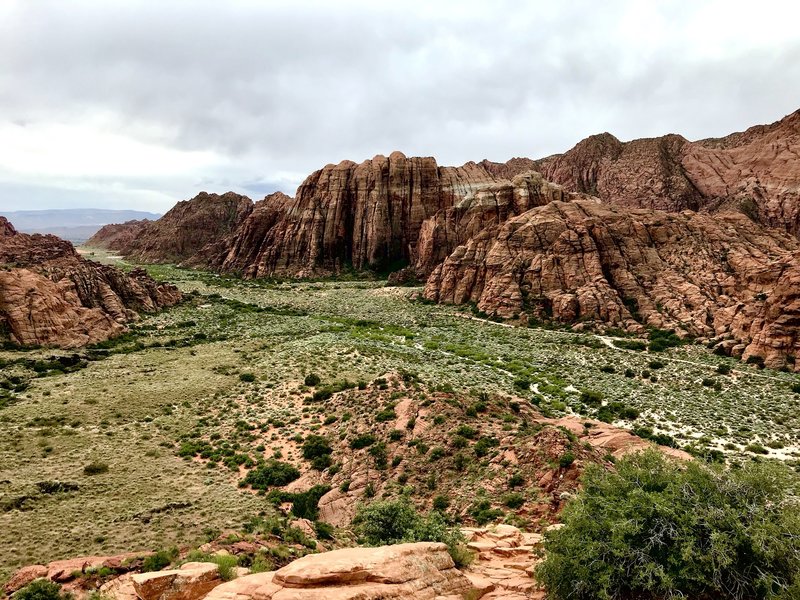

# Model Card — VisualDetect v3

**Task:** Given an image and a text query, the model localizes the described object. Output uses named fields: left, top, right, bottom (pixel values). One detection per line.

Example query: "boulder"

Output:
left=131, top=562, right=221, bottom=600
left=4, top=565, right=48, bottom=595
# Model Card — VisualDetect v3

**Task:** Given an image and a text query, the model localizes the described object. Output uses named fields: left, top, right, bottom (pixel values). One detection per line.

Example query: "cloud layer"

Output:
left=1, top=0, right=799, bottom=212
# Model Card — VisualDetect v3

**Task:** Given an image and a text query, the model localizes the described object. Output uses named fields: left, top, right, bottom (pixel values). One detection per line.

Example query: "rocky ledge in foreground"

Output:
left=0, top=217, right=181, bottom=347
left=424, top=200, right=800, bottom=371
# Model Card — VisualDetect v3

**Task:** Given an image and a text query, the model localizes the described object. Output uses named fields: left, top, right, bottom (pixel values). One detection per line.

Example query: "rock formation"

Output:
left=86, top=219, right=154, bottom=252
left=215, top=152, right=501, bottom=278
left=537, top=108, right=800, bottom=235
left=424, top=200, right=800, bottom=371
left=0, top=217, right=181, bottom=347
left=92, top=192, right=254, bottom=263
left=204, top=543, right=478, bottom=600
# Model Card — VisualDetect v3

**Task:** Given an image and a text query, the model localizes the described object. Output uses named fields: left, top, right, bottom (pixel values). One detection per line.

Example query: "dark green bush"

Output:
left=142, top=548, right=178, bottom=572
left=239, top=373, right=256, bottom=382
left=302, top=435, right=332, bottom=461
left=15, top=580, right=67, bottom=600
left=536, top=450, right=800, bottom=600
left=304, top=373, right=321, bottom=386
left=350, top=434, right=377, bottom=449
left=717, top=364, right=732, bottom=375
left=83, top=461, right=109, bottom=476
left=353, top=497, right=472, bottom=567
left=243, top=460, right=300, bottom=489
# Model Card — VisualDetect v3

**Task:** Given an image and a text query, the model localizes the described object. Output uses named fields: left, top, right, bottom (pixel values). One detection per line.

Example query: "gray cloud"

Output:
left=1, top=0, right=799, bottom=212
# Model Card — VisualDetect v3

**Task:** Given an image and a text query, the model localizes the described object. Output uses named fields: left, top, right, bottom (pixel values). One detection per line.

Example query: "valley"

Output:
left=2, top=252, right=797, bottom=584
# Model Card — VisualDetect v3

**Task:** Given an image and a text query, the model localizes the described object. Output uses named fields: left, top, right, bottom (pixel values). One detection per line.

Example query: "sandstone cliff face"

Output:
left=216, top=152, right=500, bottom=278
left=86, top=219, right=154, bottom=252
left=424, top=201, right=800, bottom=371
left=0, top=218, right=181, bottom=348
left=413, top=171, right=580, bottom=277
left=114, top=192, right=254, bottom=263
left=537, top=109, right=800, bottom=235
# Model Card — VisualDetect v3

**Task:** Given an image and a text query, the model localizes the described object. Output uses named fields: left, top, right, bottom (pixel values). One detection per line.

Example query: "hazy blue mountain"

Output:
left=0, top=208, right=161, bottom=243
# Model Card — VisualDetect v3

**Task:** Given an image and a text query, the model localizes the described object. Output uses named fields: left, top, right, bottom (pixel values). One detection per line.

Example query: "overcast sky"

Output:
left=1, top=0, right=799, bottom=213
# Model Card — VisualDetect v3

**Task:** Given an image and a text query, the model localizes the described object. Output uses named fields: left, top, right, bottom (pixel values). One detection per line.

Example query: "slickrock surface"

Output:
left=537, top=108, right=800, bottom=235
left=204, top=543, right=478, bottom=600
left=462, top=525, right=545, bottom=600
left=0, top=217, right=181, bottom=347
left=86, top=220, right=154, bottom=252
left=424, top=200, right=800, bottom=370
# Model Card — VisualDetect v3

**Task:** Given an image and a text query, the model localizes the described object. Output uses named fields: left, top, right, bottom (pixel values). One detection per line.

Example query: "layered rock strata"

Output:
left=424, top=200, right=800, bottom=370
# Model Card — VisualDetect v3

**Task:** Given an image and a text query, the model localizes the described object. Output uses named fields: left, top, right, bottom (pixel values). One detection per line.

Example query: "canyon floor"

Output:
left=1, top=249, right=798, bottom=584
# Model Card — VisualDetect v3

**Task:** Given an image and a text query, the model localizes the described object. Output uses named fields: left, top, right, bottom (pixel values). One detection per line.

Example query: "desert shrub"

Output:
left=314, top=520, right=335, bottom=540
left=717, top=364, right=732, bottom=375
left=83, top=461, right=109, bottom=475
left=142, top=548, right=178, bottom=572
left=350, top=434, right=376, bottom=449
left=243, top=460, right=300, bottom=489
left=375, top=407, right=397, bottom=422
left=599, top=365, right=615, bottom=374
left=353, top=498, right=472, bottom=567
left=267, top=485, right=331, bottom=520
left=558, top=451, right=575, bottom=468
left=432, top=495, right=450, bottom=512
left=614, top=339, right=647, bottom=351
left=239, top=373, right=256, bottom=382
left=469, top=499, right=504, bottom=525
left=15, top=581, right=68, bottom=600
left=536, top=450, right=800, bottom=600
left=790, top=382, right=800, bottom=394
left=183, top=552, right=239, bottom=581
left=623, top=368, right=635, bottom=378
left=746, top=443, right=769, bottom=455
left=504, top=493, right=525, bottom=509
left=455, top=425, right=478, bottom=439
left=580, top=390, right=603, bottom=407
left=304, top=373, right=321, bottom=386
left=302, top=435, right=332, bottom=461
left=474, top=436, right=499, bottom=458
left=508, top=473, right=525, bottom=488
left=369, top=442, right=388, bottom=469
left=648, top=360, right=665, bottom=370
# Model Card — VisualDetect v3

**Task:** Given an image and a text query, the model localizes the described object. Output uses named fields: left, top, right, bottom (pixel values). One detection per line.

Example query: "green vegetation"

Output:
left=242, top=461, right=300, bottom=489
left=15, top=580, right=69, bottom=600
left=353, top=497, right=472, bottom=567
left=536, top=451, right=800, bottom=600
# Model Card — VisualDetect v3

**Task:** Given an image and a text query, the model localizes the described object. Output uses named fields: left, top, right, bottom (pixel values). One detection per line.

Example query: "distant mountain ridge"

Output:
left=0, top=208, right=161, bottom=243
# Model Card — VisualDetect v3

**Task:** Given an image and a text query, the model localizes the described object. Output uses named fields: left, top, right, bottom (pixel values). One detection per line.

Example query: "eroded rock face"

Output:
left=424, top=201, right=800, bottom=370
left=537, top=109, right=800, bottom=235
left=413, top=172, right=581, bottom=277
left=109, top=192, right=254, bottom=263
left=205, top=543, right=478, bottom=600
left=221, top=152, right=500, bottom=278
left=86, top=220, right=154, bottom=252
left=0, top=218, right=181, bottom=347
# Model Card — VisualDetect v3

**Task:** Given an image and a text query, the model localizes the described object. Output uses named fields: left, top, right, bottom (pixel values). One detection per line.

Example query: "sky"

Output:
left=1, top=0, right=799, bottom=213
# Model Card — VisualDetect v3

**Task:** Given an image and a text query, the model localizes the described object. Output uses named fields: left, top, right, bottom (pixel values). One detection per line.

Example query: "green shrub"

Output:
left=184, top=552, right=238, bottom=581
left=314, top=520, right=335, bottom=540
left=717, top=364, right=732, bottom=375
left=243, top=460, right=300, bottom=489
left=536, top=450, right=800, bottom=600
left=83, top=461, right=109, bottom=476
left=15, top=581, right=68, bottom=600
left=469, top=499, right=504, bottom=525
left=304, top=373, right=321, bottom=386
left=558, top=451, right=575, bottom=468
left=353, top=498, right=472, bottom=567
left=302, top=435, right=332, bottom=461
left=239, top=373, right=256, bottom=382
left=504, top=493, right=525, bottom=509
left=142, top=548, right=178, bottom=572
left=350, top=434, right=377, bottom=449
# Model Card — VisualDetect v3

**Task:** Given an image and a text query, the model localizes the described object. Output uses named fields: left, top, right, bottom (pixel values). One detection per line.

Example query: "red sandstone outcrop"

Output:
left=0, top=218, right=181, bottom=348
left=412, top=172, right=583, bottom=277
left=537, top=109, right=800, bottom=235
left=424, top=200, right=800, bottom=370
left=104, top=192, right=254, bottom=263
left=204, top=543, right=479, bottom=600
left=132, top=562, right=222, bottom=600
left=218, top=152, right=501, bottom=278
left=86, top=220, right=154, bottom=252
